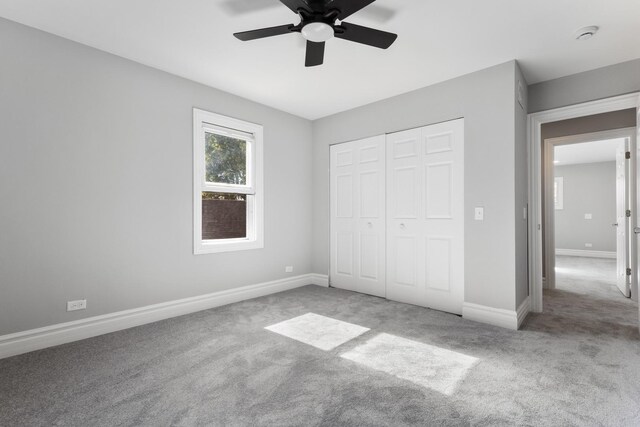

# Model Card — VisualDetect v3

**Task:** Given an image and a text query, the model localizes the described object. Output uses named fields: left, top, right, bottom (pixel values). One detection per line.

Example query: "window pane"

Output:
left=202, top=192, right=247, bottom=240
left=205, top=132, right=247, bottom=185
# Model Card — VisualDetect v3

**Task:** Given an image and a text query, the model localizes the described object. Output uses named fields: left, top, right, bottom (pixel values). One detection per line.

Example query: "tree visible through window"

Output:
left=205, top=132, right=247, bottom=187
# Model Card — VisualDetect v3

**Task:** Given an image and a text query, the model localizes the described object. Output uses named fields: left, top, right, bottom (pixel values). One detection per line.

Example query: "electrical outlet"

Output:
left=67, top=299, right=87, bottom=312
left=285, top=266, right=294, bottom=273
left=584, top=213, right=593, bottom=220
left=474, top=207, right=484, bottom=221
left=585, top=243, right=593, bottom=248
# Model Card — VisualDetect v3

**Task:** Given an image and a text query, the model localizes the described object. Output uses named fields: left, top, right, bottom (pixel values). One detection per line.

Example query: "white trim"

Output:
left=0, top=274, right=322, bottom=360
left=193, top=108, right=264, bottom=255
left=528, top=92, right=640, bottom=313
left=517, top=296, right=531, bottom=329
left=309, top=273, right=329, bottom=287
left=556, top=249, right=616, bottom=259
left=462, top=302, right=519, bottom=330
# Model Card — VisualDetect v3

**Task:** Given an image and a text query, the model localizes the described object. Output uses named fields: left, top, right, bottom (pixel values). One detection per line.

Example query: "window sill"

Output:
left=194, top=239, right=263, bottom=255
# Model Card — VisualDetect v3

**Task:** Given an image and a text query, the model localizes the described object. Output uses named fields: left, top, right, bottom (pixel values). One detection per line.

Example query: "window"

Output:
left=193, top=109, right=263, bottom=254
left=554, top=177, right=564, bottom=210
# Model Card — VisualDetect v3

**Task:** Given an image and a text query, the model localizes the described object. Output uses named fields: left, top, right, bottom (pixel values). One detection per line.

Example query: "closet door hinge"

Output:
left=626, top=151, right=631, bottom=159
left=627, top=268, right=632, bottom=276
left=626, top=209, right=632, bottom=218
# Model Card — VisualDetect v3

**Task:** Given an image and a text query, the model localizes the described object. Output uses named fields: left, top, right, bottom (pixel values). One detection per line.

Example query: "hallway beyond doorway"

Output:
left=536, top=256, right=638, bottom=335
left=556, top=255, right=620, bottom=298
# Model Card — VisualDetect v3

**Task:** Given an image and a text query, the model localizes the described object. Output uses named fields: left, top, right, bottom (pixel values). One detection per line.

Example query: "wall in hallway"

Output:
left=541, top=109, right=637, bottom=141
left=554, top=161, right=616, bottom=253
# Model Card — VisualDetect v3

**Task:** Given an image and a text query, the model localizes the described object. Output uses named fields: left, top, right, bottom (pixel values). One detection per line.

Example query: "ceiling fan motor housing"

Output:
left=298, top=7, right=344, bottom=39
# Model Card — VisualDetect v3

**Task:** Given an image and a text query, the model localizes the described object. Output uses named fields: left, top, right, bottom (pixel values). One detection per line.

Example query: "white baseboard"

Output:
left=309, top=273, right=329, bottom=287
left=0, top=273, right=326, bottom=360
left=463, top=302, right=518, bottom=330
left=556, top=249, right=616, bottom=259
left=516, top=296, right=531, bottom=329
left=462, top=296, right=531, bottom=330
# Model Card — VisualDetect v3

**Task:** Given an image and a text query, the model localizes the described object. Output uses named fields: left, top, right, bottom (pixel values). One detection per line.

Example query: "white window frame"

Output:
left=193, top=108, right=264, bottom=254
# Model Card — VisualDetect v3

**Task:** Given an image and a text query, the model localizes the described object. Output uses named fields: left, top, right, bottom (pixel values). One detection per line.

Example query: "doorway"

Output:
left=549, top=134, right=634, bottom=301
left=528, top=93, right=640, bottom=314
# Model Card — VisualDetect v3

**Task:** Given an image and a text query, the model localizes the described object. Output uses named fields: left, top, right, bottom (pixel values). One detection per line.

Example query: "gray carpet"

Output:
left=1, top=257, right=639, bottom=426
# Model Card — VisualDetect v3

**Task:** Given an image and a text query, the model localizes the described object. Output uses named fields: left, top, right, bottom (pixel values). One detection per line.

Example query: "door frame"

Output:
left=542, top=128, right=636, bottom=294
left=528, top=92, right=640, bottom=313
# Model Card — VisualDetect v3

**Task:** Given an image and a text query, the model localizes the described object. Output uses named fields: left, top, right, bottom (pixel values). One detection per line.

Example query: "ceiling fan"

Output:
left=233, top=0, right=398, bottom=67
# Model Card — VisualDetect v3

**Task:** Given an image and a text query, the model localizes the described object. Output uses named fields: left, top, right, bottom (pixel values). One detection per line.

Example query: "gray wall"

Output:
left=313, top=61, right=521, bottom=312
left=554, top=162, right=616, bottom=252
left=0, top=18, right=313, bottom=335
left=514, top=63, right=529, bottom=307
left=529, top=59, right=640, bottom=113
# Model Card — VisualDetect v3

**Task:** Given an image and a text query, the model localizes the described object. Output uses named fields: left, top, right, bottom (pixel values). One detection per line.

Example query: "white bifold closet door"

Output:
left=329, top=135, right=386, bottom=297
left=329, top=119, right=464, bottom=314
left=386, top=119, right=465, bottom=314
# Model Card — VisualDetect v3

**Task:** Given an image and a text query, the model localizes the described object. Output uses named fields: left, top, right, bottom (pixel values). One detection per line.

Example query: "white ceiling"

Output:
left=1, top=0, right=639, bottom=119
left=554, top=138, right=623, bottom=166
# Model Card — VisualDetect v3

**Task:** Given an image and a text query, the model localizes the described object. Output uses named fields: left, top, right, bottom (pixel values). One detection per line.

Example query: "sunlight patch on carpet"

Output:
left=340, top=333, right=479, bottom=395
left=265, top=313, right=370, bottom=351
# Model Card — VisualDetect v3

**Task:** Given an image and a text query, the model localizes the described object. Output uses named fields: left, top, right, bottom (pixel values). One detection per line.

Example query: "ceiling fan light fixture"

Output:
left=301, top=22, right=335, bottom=42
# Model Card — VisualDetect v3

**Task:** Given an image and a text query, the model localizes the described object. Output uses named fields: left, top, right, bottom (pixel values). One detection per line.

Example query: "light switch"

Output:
left=584, top=213, right=592, bottom=220
left=474, top=207, right=484, bottom=221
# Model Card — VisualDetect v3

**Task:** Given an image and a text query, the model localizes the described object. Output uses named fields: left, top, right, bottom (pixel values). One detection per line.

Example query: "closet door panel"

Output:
left=359, top=234, right=379, bottom=280
left=331, top=143, right=358, bottom=292
left=425, top=162, right=453, bottom=219
left=335, top=232, right=354, bottom=276
left=386, top=129, right=424, bottom=305
left=421, top=119, right=465, bottom=314
left=330, top=135, right=386, bottom=297
left=386, top=120, right=464, bottom=314
left=425, top=236, right=452, bottom=292
left=355, top=136, right=386, bottom=297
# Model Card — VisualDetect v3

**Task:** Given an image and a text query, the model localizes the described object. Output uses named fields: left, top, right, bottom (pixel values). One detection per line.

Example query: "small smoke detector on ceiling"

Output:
left=575, top=26, right=599, bottom=40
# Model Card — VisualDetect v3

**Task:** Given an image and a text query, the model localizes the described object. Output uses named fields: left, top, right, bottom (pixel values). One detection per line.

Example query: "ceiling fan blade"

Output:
left=305, top=40, right=325, bottom=67
left=327, top=0, right=376, bottom=20
left=234, top=24, right=295, bottom=41
left=279, top=0, right=312, bottom=14
left=335, top=22, right=397, bottom=49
